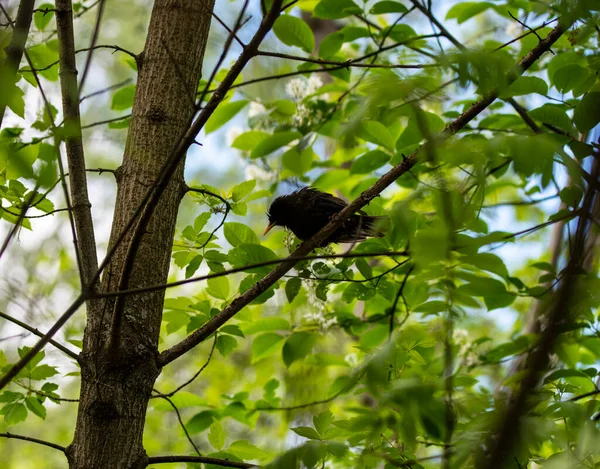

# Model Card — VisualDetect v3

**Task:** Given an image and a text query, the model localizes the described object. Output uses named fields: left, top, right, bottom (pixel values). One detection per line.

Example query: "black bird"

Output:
left=264, top=187, right=387, bottom=246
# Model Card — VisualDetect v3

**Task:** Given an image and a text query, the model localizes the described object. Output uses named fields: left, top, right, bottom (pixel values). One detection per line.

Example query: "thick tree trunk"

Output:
left=66, top=1, right=215, bottom=468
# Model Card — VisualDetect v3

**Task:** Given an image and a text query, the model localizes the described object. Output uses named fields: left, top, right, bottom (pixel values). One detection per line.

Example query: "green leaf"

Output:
left=553, top=65, right=589, bottom=93
left=2, top=402, right=28, bottom=425
left=314, top=0, right=361, bottom=19
left=350, top=150, right=390, bottom=174
left=319, top=32, right=344, bottom=57
left=232, top=130, right=270, bottom=151
left=251, top=131, right=302, bottom=159
left=228, top=244, right=278, bottom=273
left=187, top=410, right=219, bottom=434
left=357, top=121, right=394, bottom=150
left=370, top=1, right=408, bottom=14
left=342, top=283, right=375, bottom=302
left=241, top=318, right=290, bottom=335
left=313, top=410, right=334, bottom=436
left=34, top=4, right=55, bottom=31
left=528, top=104, right=573, bottom=133
left=208, top=418, right=225, bottom=450
left=446, top=2, right=494, bottom=23
left=462, top=253, right=509, bottom=278
left=205, top=100, right=248, bottom=134
left=223, top=222, right=258, bottom=247
left=499, top=76, right=548, bottom=98
left=414, top=300, right=447, bottom=314
left=273, top=15, right=315, bottom=53
left=252, top=333, right=285, bottom=363
left=232, top=180, right=256, bottom=202
left=485, top=336, right=529, bottom=362
left=111, top=85, right=136, bottom=110
left=282, top=332, right=317, bottom=367
left=574, top=92, right=600, bottom=133
left=285, top=277, right=301, bottom=303
left=30, top=364, right=58, bottom=380
left=185, top=255, right=203, bottom=279
left=206, top=276, right=230, bottom=300
left=220, top=325, right=245, bottom=338
left=25, top=396, right=46, bottom=419
left=228, top=440, right=268, bottom=461
left=282, top=147, right=313, bottom=175
left=216, top=335, right=237, bottom=357
left=291, top=426, right=322, bottom=440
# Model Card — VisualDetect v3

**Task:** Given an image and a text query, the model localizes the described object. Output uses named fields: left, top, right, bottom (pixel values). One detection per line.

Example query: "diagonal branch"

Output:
left=0, top=311, right=79, bottom=360
left=158, top=20, right=571, bottom=367
left=0, top=432, right=66, bottom=453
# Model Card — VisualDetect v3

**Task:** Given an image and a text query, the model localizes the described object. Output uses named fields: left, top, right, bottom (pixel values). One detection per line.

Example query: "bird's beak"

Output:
left=263, top=223, right=275, bottom=236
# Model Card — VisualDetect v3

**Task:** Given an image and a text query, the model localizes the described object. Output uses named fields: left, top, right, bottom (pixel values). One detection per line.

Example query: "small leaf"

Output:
left=314, top=0, right=361, bottom=19
left=208, top=418, right=225, bottom=450
left=319, top=32, right=344, bottom=57
left=273, top=15, right=315, bottom=53
left=2, top=402, right=28, bottom=425
left=574, top=92, right=600, bottom=133
left=291, top=426, right=322, bottom=440
left=216, top=335, right=237, bottom=357
left=499, top=76, right=548, bottom=98
left=25, top=396, right=46, bottom=419
left=350, top=150, right=389, bottom=174
left=446, top=2, right=494, bottom=23
left=224, top=222, right=259, bottom=246
left=232, top=180, right=256, bottom=202
left=30, top=364, right=58, bottom=380
left=232, top=130, right=270, bottom=151
left=313, top=410, right=334, bottom=436
left=252, top=333, right=284, bottom=364
left=111, top=85, right=136, bottom=110
left=282, top=332, right=317, bottom=367
left=34, top=4, right=55, bottom=31
left=285, top=277, right=301, bottom=303
left=282, top=147, right=313, bottom=175
left=205, top=100, right=248, bottom=134
left=228, top=440, right=268, bottom=461
left=370, top=1, right=408, bottom=14
left=357, top=121, right=395, bottom=150
left=206, top=276, right=230, bottom=300
left=251, top=131, right=302, bottom=159
left=185, top=255, right=203, bottom=279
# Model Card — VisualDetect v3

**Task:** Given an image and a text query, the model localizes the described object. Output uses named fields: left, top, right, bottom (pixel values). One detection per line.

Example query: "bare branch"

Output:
left=147, top=455, right=255, bottom=468
left=0, top=432, right=66, bottom=453
left=56, top=0, right=100, bottom=286
left=0, top=311, right=79, bottom=360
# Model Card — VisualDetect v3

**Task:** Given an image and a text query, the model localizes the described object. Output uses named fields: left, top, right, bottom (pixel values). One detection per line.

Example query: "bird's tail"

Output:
left=361, top=215, right=388, bottom=238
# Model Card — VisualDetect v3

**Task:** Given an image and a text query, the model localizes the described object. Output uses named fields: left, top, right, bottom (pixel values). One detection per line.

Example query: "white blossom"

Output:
left=244, top=164, right=273, bottom=181
left=226, top=126, right=243, bottom=146
left=285, top=78, right=308, bottom=100
left=248, top=100, right=266, bottom=117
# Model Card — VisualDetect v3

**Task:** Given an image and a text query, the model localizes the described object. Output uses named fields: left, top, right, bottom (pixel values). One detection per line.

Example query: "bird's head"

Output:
left=264, top=195, right=291, bottom=235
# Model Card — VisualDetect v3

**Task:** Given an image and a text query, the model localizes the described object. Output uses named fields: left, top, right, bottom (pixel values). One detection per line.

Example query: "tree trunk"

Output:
left=66, top=1, right=215, bottom=467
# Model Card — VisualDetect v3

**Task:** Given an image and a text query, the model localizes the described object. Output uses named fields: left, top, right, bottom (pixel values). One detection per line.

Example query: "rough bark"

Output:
left=66, top=1, right=215, bottom=468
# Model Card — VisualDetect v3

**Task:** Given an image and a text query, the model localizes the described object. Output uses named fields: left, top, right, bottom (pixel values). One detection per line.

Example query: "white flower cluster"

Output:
left=285, top=76, right=323, bottom=101
left=304, top=279, right=337, bottom=331
left=453, top=327, right=478, bottom=367
left=285, top=76, right=324, bottom=128
left=248, top=100, right=267, bottom=118
left=244, top=164, right=274, bottom=182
